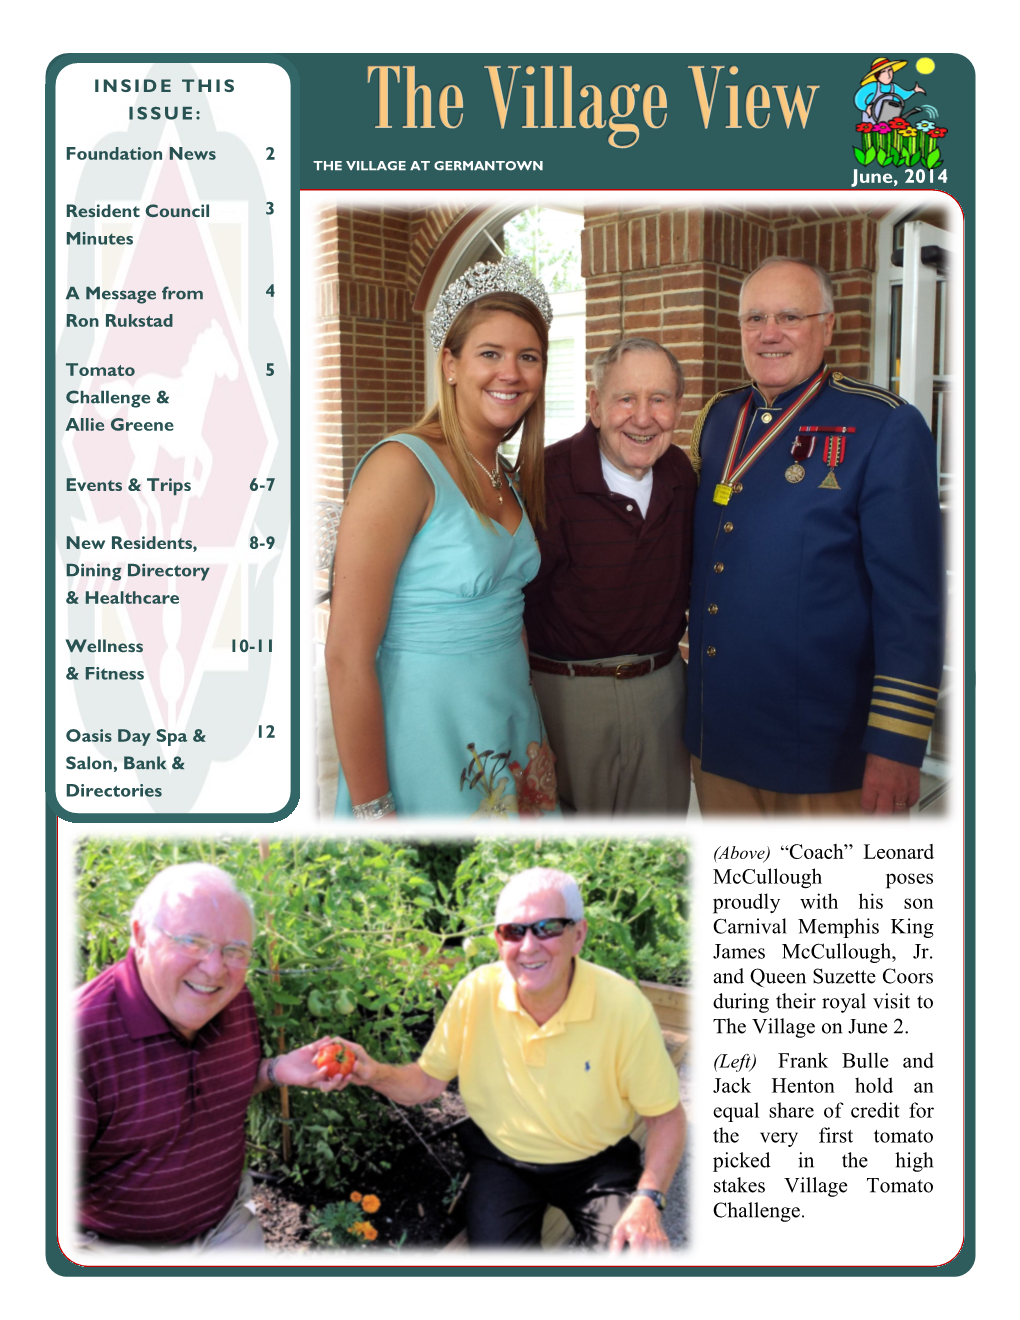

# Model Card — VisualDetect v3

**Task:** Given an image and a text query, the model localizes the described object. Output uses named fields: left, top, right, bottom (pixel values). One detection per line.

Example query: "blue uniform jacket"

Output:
left=685, top=368, right=944, bottom=794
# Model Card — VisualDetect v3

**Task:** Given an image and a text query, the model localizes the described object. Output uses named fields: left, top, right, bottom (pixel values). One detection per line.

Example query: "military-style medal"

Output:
left=820, top=432, right=848, bottom=489
left=713, top=368, right=830, bottom=505
left=786, top=433, right=816, bottom=484
left=784, top=424, right=855, bottom=489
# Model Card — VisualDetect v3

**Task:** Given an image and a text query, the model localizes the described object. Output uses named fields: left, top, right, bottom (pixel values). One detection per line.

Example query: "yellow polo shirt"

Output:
left=418, top=958, right=679, bottom=1164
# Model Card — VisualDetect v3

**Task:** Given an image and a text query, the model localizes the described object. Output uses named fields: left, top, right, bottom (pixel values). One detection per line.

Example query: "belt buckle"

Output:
left=614, top=662, right=633, bottom=680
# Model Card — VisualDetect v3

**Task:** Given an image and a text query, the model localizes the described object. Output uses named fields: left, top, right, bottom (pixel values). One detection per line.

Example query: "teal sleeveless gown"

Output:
left=334, top=435, right=559, bottom=819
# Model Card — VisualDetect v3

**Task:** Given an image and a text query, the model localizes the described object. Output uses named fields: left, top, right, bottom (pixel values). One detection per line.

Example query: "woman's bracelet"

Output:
left=352, top=791, right=396, bottom=820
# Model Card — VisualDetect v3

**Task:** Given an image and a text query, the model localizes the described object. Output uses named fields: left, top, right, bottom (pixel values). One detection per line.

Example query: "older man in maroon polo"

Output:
left=524, top=337, right=696, bottom=814
left=77, top=863, right=342, bottom=1253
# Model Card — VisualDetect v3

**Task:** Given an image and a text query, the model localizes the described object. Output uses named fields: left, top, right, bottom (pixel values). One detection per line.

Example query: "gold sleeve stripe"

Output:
left=872, top=699, right=935, bottom=722
left=868, top=713, right=932, bottom=740
left=872, top=686, right=939, bottom=707
left=874, top=675, right=940, bottom=694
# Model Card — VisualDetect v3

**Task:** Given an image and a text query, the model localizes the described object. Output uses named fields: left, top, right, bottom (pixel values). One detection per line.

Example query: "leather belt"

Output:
left=529, top=649, right=677, bottom=680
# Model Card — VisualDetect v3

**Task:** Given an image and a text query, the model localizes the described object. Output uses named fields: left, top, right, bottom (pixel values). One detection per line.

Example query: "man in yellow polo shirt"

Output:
left=336, top=867, right=685, bottom=1250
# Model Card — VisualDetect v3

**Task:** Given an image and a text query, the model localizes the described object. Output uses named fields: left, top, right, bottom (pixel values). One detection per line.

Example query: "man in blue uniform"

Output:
left=685, top=257, right=943, bottom=814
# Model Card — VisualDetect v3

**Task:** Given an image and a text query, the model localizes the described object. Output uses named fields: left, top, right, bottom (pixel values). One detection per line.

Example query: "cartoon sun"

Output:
left=916, top=57, right=935, bottom=75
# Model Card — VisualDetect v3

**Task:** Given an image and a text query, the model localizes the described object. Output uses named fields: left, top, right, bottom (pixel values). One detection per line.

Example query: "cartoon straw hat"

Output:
left=860, top=57, right=908, bottom=85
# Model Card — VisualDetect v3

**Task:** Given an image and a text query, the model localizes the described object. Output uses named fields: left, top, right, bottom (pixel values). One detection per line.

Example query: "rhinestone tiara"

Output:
left=429, top=254, right=553, bottom=351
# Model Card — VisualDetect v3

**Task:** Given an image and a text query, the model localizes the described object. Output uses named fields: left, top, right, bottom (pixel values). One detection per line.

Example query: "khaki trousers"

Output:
left=691, top=756, right=862, bottom=815
left=530, top=653, right=690, bottom=816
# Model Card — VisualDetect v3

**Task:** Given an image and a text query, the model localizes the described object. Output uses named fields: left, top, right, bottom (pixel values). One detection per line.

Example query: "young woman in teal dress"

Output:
left=326, top=258, right=559, bottom=820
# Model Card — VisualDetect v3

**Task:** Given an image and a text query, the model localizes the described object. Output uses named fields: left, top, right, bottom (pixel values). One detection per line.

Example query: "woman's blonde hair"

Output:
left=405, top=292, right=548, bottom=528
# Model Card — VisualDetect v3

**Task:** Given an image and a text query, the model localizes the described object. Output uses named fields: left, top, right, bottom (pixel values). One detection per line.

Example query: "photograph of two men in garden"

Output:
left=73, top=835, right=691, bottom=1257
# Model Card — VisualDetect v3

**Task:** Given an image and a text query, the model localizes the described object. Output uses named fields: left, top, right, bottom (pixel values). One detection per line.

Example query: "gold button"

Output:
left=713, top=562, right=724, bottom=573
left=706, top=646, right=717, bottom=657
left=723, top=521, right=733, bottom=533
left=708, top=604, right=719, bottom=614
left=761, top=412, right=773, bottom=424
left=732, top=482, right=743, bottom=493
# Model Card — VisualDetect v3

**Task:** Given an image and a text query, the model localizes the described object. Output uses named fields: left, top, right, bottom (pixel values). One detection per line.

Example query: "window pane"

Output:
left=888, top=283, right=903, bottom=395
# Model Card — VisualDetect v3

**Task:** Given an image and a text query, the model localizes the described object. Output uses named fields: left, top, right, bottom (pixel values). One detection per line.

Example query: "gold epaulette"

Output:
left=828, top=371, right=904, bottom=408
left=689, top=385, right=747, bottom=477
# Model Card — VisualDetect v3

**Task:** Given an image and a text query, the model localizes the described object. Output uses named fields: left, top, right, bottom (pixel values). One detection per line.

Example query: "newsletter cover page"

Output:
left=27, top=29, right=986, bottom=1296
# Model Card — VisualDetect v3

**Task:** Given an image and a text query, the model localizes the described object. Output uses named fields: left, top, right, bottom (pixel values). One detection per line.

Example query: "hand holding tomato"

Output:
left=265, top=1037, right=364, bottom=1093
left=315, top=1043, right=356, bottom=1079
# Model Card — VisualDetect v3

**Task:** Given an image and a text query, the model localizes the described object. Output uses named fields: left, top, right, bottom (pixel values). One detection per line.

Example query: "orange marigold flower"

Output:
left=362, top=1195, right=381, bottom=1214
left=349, top=1191, right=363, bottom=1203
left=347, top=1223, right=364, bottom=1237
left=362, top=1223, right=379, bottom=1241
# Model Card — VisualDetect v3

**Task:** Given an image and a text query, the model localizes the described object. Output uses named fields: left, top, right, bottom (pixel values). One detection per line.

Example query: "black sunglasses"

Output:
left=495, top=918, right=576, bottom=942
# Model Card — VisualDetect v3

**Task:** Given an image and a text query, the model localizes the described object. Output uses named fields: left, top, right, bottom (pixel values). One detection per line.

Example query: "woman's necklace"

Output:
left=470, top=452, right=503, bottom=505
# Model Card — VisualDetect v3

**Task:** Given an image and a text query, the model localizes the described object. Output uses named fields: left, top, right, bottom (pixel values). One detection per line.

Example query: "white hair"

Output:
left=129, top=863, right=255, bottom=944
left=740, top=256, right=835, bottom=314
left=494, top=867, right=585, bottom=924
left=591, top=337, right=685, bottom=397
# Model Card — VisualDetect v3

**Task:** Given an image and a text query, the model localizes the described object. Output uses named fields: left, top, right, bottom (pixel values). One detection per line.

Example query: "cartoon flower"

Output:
left=873, top=122, right=891, bottom=134
left=917, top=120, right=934, bottom=131
left=888, top=117, right=910, bottom=130
left=362, top=1195, right=381, bottom=1214
left=510, top=738, right=558, bottom=815
left=900, top=125, right=917, bottom=138
left=928, top=126, right=947, bottom=138
left=855, top=122, right=872, bottom=132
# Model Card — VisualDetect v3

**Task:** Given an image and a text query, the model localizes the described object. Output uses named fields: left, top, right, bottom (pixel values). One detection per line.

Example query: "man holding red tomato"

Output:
left=76, top=863, right=347, bottom=1253
left=336, top=867, right=686, bottom=1252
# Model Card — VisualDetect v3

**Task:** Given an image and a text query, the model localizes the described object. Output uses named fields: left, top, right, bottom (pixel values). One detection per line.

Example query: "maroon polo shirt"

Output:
left=77, top=948, right=262, bottom=1244
left=524, top=421, right=696, bottom=660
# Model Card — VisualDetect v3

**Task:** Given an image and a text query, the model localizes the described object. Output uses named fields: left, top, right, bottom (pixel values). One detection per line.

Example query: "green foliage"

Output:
left=308, top=1191, right=384, bottom=1247
left=504, top=205, right=583, bottom=293
left=76, top=835, right=690, bottom=1185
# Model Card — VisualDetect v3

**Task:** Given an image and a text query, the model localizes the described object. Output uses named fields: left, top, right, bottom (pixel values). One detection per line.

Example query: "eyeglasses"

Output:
left=495, top=918, right=576, bottom=942
left=155, top=925, right=253, bottom=967
left=738, top=312, right=831, bottom=331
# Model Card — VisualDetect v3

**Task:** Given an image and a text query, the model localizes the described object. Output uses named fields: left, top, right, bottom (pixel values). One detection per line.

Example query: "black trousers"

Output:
left=458, top=1119, right=643, bottom=1248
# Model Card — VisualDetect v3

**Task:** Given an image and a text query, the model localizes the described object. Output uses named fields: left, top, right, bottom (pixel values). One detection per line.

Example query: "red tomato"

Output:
left=315, top=1044, right=355, bottom=1078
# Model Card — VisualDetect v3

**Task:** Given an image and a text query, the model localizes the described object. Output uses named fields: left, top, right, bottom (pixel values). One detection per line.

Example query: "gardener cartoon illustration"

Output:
left=855, top=57, right=925, bottom=124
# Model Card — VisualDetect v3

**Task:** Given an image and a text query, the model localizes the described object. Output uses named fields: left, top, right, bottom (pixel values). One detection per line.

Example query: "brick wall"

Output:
left=313, top=201, right=472, bottom=628
left=581, top=204, right=883, bottom=449
left=316, top=206, right=425, bottom=504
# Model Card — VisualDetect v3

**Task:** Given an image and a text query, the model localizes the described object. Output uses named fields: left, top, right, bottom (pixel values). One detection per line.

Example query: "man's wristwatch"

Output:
left=632, top=1188, right=667, bottom=1213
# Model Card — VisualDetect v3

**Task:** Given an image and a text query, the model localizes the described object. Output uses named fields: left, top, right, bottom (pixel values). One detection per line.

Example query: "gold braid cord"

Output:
left=689, top=386, right=746, bottom=478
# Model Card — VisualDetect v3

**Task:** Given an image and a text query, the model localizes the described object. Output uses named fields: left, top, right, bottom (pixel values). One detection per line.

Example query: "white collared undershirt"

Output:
left=600, top=452, right=654, bottom=517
